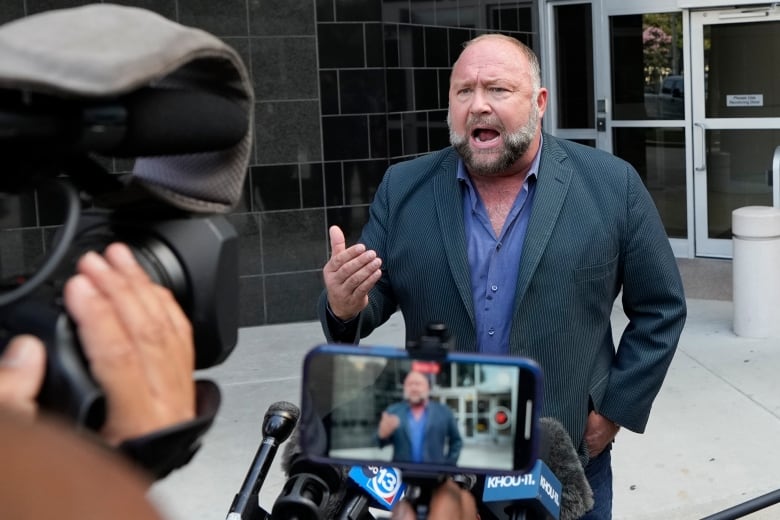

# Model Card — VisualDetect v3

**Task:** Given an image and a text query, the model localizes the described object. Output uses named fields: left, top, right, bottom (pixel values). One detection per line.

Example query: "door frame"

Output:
left=539, top=0, right=609, bottom=149
left=690, top=6, right=780, bottom=258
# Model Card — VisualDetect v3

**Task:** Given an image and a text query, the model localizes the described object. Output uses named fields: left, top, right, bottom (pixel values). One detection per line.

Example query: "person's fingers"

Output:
left=428, top=480, right=465, bottom=517
left=79, top=246, right=183, bottom=368
left=458, top=485, right=479, bottom=519
left=63, top=245, right=195, bottom=444
left=391, top=481, right=479, bottom=520
left=324, top=237, right=381, bottom=319
left=390, top=499, right=415, bottom=520
left=103, top=243, right=194, bottom=371
left=341, top=252, right=382, bottom=289
left=0, top=335, right=46, bottom=418
left=63, top=273, right=145, bottom=419
left=429, top=480, right=479, bottom=519
left=329, top=225, right=348, bottom=257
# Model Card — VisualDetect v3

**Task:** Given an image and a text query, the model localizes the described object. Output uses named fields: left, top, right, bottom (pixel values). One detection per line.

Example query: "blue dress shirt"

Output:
left=457, top=143, right=541, bottom=354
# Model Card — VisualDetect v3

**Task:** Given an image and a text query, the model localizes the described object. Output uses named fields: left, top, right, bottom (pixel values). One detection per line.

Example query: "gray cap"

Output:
left=0, top=3, right=254, bottom=213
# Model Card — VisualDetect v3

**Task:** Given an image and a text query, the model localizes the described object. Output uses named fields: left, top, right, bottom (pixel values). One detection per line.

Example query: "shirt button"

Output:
left=491, top=285, right=498, bottom=292
left=488, top=328, right=495, bottom=336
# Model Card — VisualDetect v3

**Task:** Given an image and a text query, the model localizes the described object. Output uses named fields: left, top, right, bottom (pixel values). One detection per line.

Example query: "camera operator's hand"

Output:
left=63, top=242, right=196, bottom=445
left=391, top=480, right=479, bottom=520
left=0, top=335, right=46, bottom=419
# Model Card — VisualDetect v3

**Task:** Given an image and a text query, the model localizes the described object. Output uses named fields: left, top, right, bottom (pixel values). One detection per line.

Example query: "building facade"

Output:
left=0, top=0, right=774, bottom=326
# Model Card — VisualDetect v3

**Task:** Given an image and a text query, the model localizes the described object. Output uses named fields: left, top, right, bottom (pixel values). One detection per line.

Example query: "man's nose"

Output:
left=469, top=87, right=492, bottom=115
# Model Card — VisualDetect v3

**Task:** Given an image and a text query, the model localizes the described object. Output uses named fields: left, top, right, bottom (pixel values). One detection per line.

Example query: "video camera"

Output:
left=0, top=4, right=254, bottom=431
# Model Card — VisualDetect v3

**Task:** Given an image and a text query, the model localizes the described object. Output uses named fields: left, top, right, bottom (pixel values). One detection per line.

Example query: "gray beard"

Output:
left=449, top=107, right=539, bottom=177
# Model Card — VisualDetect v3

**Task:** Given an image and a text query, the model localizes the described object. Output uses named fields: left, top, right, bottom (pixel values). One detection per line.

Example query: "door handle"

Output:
left=773, top=145, right=780, bottom=207
left=694, top=122, right=706, bottom=172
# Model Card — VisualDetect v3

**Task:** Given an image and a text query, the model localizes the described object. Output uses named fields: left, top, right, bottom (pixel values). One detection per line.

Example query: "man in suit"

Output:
left=377, top=370, right=462, bottom=465
left=319, top=33, right=686, bottom=519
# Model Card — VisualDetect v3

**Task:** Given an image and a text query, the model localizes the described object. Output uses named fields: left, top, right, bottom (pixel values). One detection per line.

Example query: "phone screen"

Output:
left=299, top=344, right=543, bottom=475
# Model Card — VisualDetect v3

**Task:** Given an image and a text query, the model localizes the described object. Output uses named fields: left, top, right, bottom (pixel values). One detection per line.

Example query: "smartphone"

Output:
left=298, top=343, right=543, bottom=475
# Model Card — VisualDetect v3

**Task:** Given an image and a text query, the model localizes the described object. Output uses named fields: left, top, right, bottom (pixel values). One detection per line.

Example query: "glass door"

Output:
left=691, top=6, right=780, bottom=258
left=542, top=1, right=599, bottom=147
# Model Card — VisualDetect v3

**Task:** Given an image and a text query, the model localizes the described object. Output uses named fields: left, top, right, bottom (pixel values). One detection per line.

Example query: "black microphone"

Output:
left=272, top=427, right=364, bottom=520
left=482, top=417, right=593, bottom=520
left=227, top=401, right=300, bottom=520
left=0, top=87, right=248, bottom=157
left=538, top=417, right=594, bottom=520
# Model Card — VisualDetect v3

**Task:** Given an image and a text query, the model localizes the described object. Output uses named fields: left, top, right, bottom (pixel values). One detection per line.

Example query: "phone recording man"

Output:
left=377, top=370, right=463, bottom=466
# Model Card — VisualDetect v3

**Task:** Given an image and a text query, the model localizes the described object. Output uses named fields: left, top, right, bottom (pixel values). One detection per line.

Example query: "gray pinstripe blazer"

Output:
left=319, top=134, right=687, bottom=460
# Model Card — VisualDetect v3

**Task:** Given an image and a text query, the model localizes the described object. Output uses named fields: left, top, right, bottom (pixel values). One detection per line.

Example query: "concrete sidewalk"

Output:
left=149, top=298, right=780, bottom=520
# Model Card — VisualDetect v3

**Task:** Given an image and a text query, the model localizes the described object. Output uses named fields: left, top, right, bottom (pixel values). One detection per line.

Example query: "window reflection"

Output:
left=613, top=128, right=687, bottom=238
left=611, top=13, right=684, bottom=120
left=704, top=21, right=780, bottom=118
left=704, top=130, right=777, bottom=239
left=554, top=3, right=594, bottom=129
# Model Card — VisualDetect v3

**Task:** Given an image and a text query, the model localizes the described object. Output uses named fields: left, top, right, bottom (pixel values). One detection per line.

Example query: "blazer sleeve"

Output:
left=598, top=163, right=687, bottom=433
left=318, top=165, right=400, bottom=344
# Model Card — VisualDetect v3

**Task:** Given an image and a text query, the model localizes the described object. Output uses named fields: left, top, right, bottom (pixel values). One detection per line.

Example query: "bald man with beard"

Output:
left=377, top=370, right=462, bottom=465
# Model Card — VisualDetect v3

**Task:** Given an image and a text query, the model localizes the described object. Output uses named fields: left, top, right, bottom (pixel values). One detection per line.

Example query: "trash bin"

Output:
left=732, top=206, right=780, bottom=338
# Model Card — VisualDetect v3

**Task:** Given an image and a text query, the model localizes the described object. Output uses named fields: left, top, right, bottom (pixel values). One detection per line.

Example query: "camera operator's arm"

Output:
left=63, top=242, right=196, bottom=444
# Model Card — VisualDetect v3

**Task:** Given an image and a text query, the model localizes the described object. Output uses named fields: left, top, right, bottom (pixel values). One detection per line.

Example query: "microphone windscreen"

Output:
left=115, top=88, right=248, bottom=157
left=538, top=417, right=594, bottom=520
left=267, top=400, right=301, bottom=421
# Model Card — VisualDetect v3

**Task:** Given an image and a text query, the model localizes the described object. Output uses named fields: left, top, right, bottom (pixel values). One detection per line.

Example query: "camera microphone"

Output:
left=0, top=86, right=248, bottom=158
left=226, top=401, right=300, bottom=520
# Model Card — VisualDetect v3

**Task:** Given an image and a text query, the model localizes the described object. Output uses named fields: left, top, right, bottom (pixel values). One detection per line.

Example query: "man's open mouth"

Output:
left=472, top=128, right=501, bottom=143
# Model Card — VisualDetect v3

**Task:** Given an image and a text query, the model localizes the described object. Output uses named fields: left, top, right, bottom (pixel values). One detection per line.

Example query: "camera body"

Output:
left=0, top=196, right=239, bottom=428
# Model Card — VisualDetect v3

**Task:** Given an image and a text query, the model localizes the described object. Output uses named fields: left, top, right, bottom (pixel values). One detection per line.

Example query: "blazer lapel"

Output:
left=434, top=149, right=476, bottom=325
left=513, top=136, right=573, bottom=308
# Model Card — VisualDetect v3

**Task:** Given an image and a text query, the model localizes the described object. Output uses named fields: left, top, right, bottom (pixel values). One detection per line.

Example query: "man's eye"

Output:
left=488, top=87, right=514, bottom=99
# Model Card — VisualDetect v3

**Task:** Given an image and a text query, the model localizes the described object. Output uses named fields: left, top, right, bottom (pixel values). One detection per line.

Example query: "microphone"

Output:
left=341, top=465, right=407, bottom=513
left=274, top=428, right=403, bottom=520
left=482, top=417, right=594, bottom=520
left=538, top=417, right=594, bottom=520
left=482, top=459, right=562, bottom=520
left=272, top=427, right=351, bottom=520
left=226, top=401, right=300, bottom=520
left=0, top=87, right=248, bottom=157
